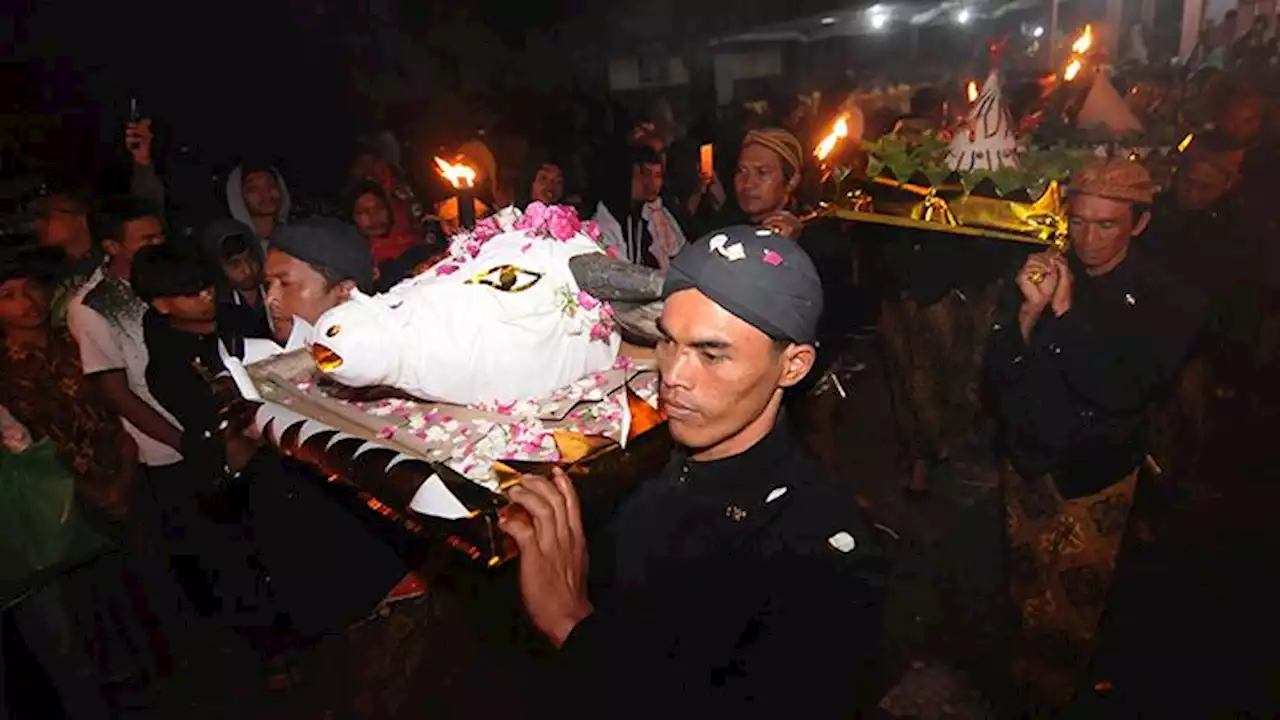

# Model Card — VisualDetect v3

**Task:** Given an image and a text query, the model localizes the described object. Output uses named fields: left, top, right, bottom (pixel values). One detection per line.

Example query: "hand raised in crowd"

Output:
left=1048, top=252, right=1073, bottom=317
left=125, top=118, right=154, bottom=166
left=499, top=468, right=593, bottom=648
left=760, top=210, right=802, bottom=240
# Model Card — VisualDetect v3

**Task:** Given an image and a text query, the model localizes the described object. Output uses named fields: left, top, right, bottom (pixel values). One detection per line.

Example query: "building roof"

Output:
left=707, top=0, right=1048, bottom=46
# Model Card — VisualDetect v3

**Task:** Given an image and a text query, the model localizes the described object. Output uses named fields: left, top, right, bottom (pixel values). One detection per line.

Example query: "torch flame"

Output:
left=1064, top=58, right=1083, bottom=82
left=814, top=114, right=850, bottom=162
left=966, top=80, right=979, bottom=103
left=1071, top=24, right=1093, bottom=55
left=434, top=156, right=477, bottom=189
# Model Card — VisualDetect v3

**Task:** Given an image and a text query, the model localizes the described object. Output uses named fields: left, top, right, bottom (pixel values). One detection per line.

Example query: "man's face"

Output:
left=1175, top=160, right=1235, bottom=211
left=242, top=170, right=282, bottom=218
left=35, top=198, right=89, bottom=251
left=656, top=289, right=813, bottom=458
left=104, top=216, right=165, bottom=272
left=221, top=249, right=263, bottom=291
left=735, top=144, right=794, bottom=220
left=1068, top=194, right=1149, bottom=274
left=1221, top=97, right=1263, bottom=144
left=353, top=192, right=392, bottom=239
left=264, top=249, right=350, bottom=344
left=631, top=162, right=664, bottom=203
left=0, top=278, right=50, bottom=331
left=155, top=287, right=216, bottom=325
left=531, top=164, right=565, bottom=205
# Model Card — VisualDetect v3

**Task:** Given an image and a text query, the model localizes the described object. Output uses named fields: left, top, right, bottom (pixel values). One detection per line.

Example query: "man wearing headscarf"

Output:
left=709, top=127, right=862, bottom=471
left=986, top=159, right=1205, bottom=712
left=502, top=226, right=887, bottom=718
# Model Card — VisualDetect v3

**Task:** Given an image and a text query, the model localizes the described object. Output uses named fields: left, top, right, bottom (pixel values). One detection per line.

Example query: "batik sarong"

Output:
left=1002, top=464, right=1139, bottom=710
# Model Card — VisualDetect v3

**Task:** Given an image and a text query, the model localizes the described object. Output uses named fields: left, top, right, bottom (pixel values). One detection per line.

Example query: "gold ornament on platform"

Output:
left=818, top=177, right=1067, bottom=248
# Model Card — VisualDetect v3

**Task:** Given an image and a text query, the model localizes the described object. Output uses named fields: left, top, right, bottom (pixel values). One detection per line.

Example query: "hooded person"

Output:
left=225, top=159, right=293, bottom=250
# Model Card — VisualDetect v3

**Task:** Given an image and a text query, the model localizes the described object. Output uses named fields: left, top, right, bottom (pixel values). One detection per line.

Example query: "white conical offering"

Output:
left=1076, top=71, right=1144, bottom=134
left=945, top=70, right=1021, bottom=172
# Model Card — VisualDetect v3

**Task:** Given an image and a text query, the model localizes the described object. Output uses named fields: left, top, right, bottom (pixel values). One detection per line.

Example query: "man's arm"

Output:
left=92, top=370, right=183, bottom=452
left=126, top=118, right=166, bottom=211
left=986, top=254, right=1056, bottom=389
left=67, top=301, right=182, bottom=451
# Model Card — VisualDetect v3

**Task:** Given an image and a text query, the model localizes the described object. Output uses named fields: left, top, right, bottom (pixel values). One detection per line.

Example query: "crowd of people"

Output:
left=1, top=50, right=1278, bottom=718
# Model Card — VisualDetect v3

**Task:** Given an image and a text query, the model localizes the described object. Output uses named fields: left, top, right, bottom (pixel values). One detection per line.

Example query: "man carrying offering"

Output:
left=986, top=159, right=1205, bottom=711
left=501, top=225, right=887, bottom=718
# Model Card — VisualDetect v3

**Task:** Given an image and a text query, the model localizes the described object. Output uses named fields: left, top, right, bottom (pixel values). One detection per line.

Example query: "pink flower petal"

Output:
left=576, top=290, right=601, bottom=311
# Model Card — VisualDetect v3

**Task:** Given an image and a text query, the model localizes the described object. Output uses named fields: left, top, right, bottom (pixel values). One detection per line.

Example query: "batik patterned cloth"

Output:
left=1002, top=464, right=1138, bottom=709
left=0, top=331, right=135, bottom=517
left=879, top=287, right=997, bottom=461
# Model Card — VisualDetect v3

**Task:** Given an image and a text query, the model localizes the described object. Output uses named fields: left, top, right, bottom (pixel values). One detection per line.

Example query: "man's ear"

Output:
left=785, top=171, right=802, bottom=196
left=1132, top=211, right=1152, bottom=237
left=777, top=343, right=816, bottom=389
left=335, top=279, right=358, bottom=302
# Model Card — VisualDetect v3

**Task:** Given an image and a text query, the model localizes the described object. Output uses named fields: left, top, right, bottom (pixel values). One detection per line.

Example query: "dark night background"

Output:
left=4, top=0, right=600, bottom=202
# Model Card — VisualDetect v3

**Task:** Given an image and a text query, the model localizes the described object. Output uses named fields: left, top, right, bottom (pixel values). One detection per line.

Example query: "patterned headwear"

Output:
left=663, top=225, right=823, bottom=344
left=742, top=128, right=805, bottom=177
left=1070, top=158, right=1156, bottom=205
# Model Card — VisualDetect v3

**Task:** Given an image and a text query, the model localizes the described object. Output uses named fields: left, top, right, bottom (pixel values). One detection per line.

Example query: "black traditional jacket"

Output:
left=548, top=416, right=889, bottom=718
left=986, top=248, right=1205, bottom=498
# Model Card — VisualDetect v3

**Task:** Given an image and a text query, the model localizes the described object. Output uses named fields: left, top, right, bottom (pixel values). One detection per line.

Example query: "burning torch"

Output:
left=1062, top=24, right=1092, bottom=82
left=814, top=113, right=853, bottom=185
left=434, top=156, right=479, bottom=230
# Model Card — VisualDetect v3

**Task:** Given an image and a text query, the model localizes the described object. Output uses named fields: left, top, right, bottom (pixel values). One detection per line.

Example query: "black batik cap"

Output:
left=662, top=224, right=824, bottom=345
left=270, top=217, right=374, bottom=293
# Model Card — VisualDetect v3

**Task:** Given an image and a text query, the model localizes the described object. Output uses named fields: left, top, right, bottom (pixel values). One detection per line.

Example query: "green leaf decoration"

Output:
left=859, top=133, right=1095, bottom=196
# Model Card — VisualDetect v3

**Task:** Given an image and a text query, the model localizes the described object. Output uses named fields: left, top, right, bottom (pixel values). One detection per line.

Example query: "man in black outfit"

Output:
left=131, top=245, right=407, bottom=679
left=502, top=226, right=887, bottom=718
left=986, top=159, right=1205, bottom=711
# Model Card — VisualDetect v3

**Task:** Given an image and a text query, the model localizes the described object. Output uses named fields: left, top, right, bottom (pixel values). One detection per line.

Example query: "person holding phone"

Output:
left=124, top=100, right=166, bottom=214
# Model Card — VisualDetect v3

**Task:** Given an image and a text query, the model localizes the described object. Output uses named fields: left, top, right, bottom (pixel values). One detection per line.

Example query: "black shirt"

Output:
left=143, top=311, right=408, bottom=636
left=552, top=415, right=888, bottom=718
left=216, top=285, right=273, bottom=347
left=985, top=248, right=1205, bottom=498
left=143, top=310, right=227, bottom=473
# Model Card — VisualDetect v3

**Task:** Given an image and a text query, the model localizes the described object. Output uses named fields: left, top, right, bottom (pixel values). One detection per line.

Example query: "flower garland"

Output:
left=429, top=202, right=618, bottom=344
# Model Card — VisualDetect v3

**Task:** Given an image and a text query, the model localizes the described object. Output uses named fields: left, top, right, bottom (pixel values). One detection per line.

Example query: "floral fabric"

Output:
left=0, top=331, right=135, bottom=515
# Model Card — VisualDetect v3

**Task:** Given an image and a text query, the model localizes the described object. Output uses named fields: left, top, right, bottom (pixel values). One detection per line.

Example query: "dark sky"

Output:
left=8, top=0, right=586, bottom=193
